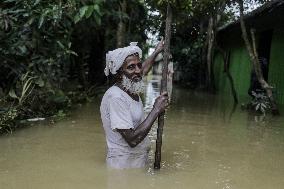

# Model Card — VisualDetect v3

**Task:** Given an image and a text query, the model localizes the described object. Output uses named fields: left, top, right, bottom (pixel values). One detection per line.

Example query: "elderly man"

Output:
left=100, top=40, right=168, bottom=169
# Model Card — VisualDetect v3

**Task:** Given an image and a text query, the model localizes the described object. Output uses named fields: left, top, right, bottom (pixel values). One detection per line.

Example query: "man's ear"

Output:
left=117, top=67, right=124, bottom=75
left=116, top=68, right=124, bottom=80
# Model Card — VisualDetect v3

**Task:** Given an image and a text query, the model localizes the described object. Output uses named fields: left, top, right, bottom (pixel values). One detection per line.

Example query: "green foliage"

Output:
left=52, top=109, right=67, bottom=120
left=102, top=0, right=149, bottom=50
left=0, top=107, right=18, bottom=134
left=0, top=0, right=103, bottom=92
left=174, top=36, right=205, bottom=88
left=0, top=0, right=150, bottom=133
left=0, top=0, right=104, bottom=133
left=74, top=4, right=102, bottom=24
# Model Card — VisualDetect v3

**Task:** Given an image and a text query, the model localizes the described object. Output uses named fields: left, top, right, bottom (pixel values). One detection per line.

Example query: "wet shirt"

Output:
left=100, top=86, right=151, bottom=169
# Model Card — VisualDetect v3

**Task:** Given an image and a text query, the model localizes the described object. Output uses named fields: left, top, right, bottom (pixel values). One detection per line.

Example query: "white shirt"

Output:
left=100, top=86, right=150, bottom=169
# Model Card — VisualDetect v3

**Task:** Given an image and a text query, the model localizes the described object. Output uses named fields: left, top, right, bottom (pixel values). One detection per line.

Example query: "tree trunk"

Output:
left=206, top=16, right=215, bottom=91
left=205, top=1, right=226, bottom=92
left=116, top=0, right=127, bottom=48
left=238, top=0, right=279, bottom=115
left=199, top=19, right=207, bottom=89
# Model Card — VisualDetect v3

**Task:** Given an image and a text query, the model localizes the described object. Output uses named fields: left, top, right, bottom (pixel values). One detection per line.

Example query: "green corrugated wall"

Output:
left=215, top=27, right=284, bottom=104
left=268, top=28, right=284, bottom=104
left=229, top=46, right=252, bottom=98
left=213, top=53, right=225, bottom=91
left=214, top=42, right=252, bottom=102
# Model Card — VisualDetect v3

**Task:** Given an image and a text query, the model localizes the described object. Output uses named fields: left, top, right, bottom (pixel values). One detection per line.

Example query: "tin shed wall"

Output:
left=268, top=28, right=284, bottom=104
left=214, top=41, right=252, bottom=102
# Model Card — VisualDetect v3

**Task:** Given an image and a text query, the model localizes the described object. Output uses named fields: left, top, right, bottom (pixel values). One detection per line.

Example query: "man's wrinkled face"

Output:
left=122, top=55, right=142, bottom=82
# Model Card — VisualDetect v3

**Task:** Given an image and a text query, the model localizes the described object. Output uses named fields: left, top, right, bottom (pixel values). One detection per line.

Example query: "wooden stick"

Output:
left=154, top=4, right=172, bottom=170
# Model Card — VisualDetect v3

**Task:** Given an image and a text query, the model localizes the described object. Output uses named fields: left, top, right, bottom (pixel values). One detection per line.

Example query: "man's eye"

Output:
left=127, top=63, right=142, bottom=70
left=127, top=65, right=135, bottom=70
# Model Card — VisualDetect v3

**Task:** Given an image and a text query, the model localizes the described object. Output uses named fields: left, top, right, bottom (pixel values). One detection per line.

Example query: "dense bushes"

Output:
left=0, top=0, right=150, bottom=133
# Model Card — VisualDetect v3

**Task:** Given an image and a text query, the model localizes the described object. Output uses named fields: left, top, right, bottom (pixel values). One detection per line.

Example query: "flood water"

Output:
left=1, top=76, right=284, bottom=189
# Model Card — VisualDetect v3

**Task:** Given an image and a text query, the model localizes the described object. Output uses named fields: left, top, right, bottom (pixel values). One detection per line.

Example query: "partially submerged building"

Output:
left=214, top=0, right=284, bottom=104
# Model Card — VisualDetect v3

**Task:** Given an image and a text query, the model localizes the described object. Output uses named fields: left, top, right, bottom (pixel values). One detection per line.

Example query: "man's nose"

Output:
left=134, top=65, right=142, bottom=74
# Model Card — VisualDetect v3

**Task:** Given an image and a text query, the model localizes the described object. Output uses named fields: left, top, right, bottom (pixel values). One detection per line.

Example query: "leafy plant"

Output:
left=0, top=107, right=18, bottom=134
left=251, top=91, right=271, bottom=114
left=8, top=72, right=36, bottom=105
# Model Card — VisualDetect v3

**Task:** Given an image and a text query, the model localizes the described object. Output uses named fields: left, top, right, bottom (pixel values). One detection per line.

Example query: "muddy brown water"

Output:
left=1, top=76, right=284, bottom=189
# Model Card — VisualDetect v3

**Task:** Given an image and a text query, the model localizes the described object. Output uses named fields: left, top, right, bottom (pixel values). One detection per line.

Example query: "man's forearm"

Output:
left=117, top=107, right=160, bottom=147
left=142, top=50, right=160, bottom=75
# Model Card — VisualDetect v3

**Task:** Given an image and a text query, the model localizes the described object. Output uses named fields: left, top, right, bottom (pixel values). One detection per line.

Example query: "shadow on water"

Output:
left=0, top=75, right=284, bottom=189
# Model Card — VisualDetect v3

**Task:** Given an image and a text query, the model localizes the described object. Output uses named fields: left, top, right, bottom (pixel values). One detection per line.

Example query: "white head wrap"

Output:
left=104, top=42, right=142, bottom=76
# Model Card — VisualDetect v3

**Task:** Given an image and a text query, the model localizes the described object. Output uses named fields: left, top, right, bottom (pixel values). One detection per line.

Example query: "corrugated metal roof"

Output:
left=218, top=0, right=284, bottom=32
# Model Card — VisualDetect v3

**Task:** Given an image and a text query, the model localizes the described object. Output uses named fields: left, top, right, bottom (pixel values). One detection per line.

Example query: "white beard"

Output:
left=121, top=75, right=145, bottom=95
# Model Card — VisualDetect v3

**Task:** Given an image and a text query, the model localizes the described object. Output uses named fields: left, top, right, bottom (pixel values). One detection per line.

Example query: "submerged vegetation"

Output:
left=251, top=91, right=271, bottom=114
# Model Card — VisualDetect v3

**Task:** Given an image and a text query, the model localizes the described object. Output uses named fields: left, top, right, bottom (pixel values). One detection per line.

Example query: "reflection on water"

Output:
left=1, top=76, right=284, bottom=189
left=144, top=77, right=160, bottom=113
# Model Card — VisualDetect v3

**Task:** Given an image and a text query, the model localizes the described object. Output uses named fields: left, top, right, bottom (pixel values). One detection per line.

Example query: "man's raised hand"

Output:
left=155, top=37, right=164, bottom=54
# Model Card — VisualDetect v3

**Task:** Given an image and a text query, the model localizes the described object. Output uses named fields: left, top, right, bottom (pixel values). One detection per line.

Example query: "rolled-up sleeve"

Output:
left=109, top=97, right=134, bottom=130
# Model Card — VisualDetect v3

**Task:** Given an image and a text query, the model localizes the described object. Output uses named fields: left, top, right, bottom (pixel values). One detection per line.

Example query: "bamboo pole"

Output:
left=154, top=4, right=172, bottom=170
